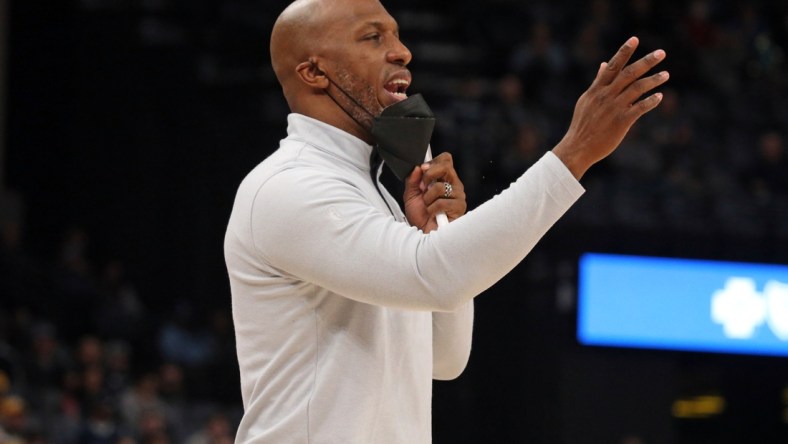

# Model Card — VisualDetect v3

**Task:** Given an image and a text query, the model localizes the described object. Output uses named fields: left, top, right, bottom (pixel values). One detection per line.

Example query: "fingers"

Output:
left=403, top=165, right=425, bottom=202
left=593, top=36, right=639, bottom=87
left=405, top=165, right=423, bottom=187
left=554, top=37, right=669, bottom=179
left=626, top=92, right=664, bottom=121
left=427, top=192, right=467, bottom=222
left=592, top=37, right=667, bottom=96
left=421, top=152, right=458, bottom=185
left=611, top=48, right=667, bottom=94
left=420, top=152, right=467, bottom=220
left=591, top=37, right=669, bottom=119
left=421, top=152, right=465, bottom=202
left=620, top=70, right=669, bottom=105
left=422, top=180, right=466, bottom=206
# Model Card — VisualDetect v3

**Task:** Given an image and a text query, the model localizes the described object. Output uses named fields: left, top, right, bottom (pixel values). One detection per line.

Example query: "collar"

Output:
left=286, top=113, right=374, bottom=172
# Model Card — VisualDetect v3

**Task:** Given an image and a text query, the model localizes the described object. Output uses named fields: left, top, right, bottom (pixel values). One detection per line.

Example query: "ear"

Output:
left=295, top=59, right=330, bottom=90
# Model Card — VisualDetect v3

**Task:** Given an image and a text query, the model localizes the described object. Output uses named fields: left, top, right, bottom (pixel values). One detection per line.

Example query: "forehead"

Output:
left=323, top=0, right=397, bottom=31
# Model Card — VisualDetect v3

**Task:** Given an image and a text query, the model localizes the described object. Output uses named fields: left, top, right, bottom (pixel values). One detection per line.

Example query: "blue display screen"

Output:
left=577, top=253, right=788, bottom=357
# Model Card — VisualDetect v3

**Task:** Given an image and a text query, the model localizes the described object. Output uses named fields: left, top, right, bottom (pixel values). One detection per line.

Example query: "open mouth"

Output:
left=383, top=78, right=410, bottom=102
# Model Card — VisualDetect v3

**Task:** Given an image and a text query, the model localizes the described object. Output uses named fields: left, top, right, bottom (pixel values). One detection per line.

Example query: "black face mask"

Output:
left=371, top=94, right=437, bottom=181
left=322, top=71, right=436, bottom=182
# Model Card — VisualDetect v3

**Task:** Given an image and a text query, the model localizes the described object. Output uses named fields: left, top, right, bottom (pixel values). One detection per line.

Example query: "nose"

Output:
left=387, top=37, right=412, bottom=66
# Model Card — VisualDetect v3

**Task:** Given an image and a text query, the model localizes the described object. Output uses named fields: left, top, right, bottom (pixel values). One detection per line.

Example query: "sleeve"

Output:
left=250, top=151, right=584, bottom=312
left=432, top=300, right=474, bottom=380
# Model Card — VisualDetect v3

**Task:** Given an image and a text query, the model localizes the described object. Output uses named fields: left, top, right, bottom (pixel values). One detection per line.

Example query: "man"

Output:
left=224, top=0, right=669, bottom=442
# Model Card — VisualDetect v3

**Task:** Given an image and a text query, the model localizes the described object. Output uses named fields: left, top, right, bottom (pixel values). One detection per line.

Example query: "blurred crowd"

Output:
left=430, top=0, right=788, bottom=239
left=1, top=220, right=241, bottom=443
left=2, top=0, right=788, bottom=443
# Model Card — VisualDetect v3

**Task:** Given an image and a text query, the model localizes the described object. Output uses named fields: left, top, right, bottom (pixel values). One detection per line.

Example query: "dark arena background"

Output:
left=2, top=0, right=788, bottom=443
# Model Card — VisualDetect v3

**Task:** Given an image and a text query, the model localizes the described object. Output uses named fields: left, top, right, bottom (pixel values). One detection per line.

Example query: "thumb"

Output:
left=404, top=166, right=423, bottom=199
left=405, top=165, right=422, bottom=188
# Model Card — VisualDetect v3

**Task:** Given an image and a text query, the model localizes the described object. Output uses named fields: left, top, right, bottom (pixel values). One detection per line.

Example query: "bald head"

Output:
left=269, top=0, right=411, bottom=141
left=270, top=0, right=325, bottom=92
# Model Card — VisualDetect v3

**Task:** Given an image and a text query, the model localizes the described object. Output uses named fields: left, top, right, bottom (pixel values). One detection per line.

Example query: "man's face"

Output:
left=319, top=0, right=413, bottom=127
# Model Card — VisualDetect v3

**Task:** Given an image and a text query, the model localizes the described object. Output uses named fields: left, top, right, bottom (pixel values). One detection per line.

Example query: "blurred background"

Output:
left=1, top=0, right=787, bottom=443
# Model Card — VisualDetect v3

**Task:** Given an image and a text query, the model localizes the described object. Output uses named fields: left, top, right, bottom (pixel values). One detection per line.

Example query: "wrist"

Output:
left=552, top=139, right=592, bottom=180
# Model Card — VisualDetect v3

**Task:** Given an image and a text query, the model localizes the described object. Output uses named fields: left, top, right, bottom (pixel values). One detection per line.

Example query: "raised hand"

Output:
left=552, top=36, right=669, bottom=179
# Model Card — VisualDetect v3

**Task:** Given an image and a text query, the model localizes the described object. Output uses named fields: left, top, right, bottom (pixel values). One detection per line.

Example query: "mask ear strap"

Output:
left=325, top=76, right=376, bottom=119
left=309, top=58, right=377, bottom=127
left=325, top=83, right=375, bottom=134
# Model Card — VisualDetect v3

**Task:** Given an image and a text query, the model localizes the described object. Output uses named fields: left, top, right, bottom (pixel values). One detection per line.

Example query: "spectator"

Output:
left=158, top=302, right=217, bottom=368
left=747, top=130, right=788, bottom=202
left=77, top=400, right=121, bottom=444
left=76, top=336, right=104, bottom=371
left=497, top=123, right=549, bottom=187
left=46, top=369, right=83, bottom=444
left=185, top=413, right=234, bottom=444
left=435, top=76, right=494, bottom=200
left=119, top=373, right=167, bottom=433
left=157, top=363, right=187, bottom=442
left=135, top=409, right=172, bottom=444
left=54, top=228, right=99, bottom=340
left=24, top=323, right=72, bottom=407
left=104, top=341, right=132, bottom=401
left=0, top=395, right=32, bottom=443
left=509, top=20, right=569, bottom=105
left=94, top=261, right=145, bottom=342
left=746, top=130, right=788, bottom=237
left=79, top=365, right=107, bottom=415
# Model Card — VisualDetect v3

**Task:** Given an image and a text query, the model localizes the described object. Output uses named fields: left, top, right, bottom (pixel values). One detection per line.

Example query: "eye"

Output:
left=364, top=33, right=382, bottom=42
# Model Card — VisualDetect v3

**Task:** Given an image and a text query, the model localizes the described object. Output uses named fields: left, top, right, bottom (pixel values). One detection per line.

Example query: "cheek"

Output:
left=357, top=64, right=381, bottom=90
left=353, top=69, right=382, bottom=99
left=351, top=53, right=381, bottom=82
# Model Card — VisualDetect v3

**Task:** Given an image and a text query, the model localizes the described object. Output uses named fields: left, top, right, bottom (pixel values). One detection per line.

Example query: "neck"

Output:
left=293, top=98, right=374, bottom=144
left=296, top=107, right=374, bottom=145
